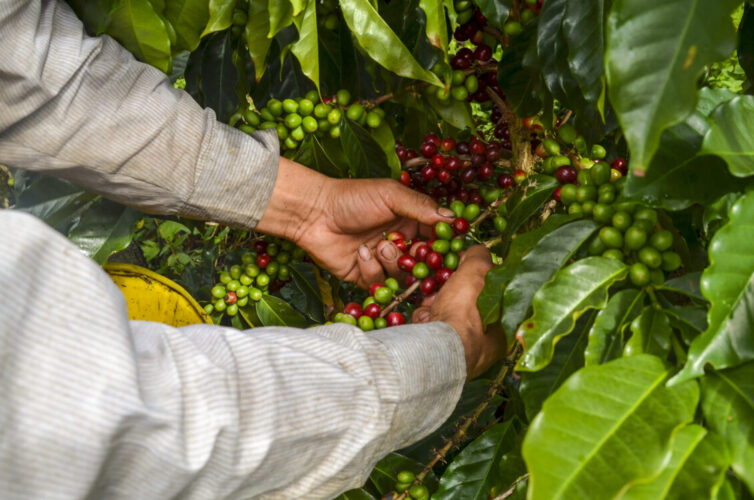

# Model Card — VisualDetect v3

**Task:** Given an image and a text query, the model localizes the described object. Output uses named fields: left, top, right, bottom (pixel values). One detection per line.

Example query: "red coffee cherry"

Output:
left=364, top=303, right=381, bottom=319
left=386, top=312, right=405, bottom=326
left=453, top=217, right=470, bottom=233
left=398, top=254, right=417, bottom=272
left=344, top=302, right=363, bottom=319
left=420, top=277, right=437, bottom=294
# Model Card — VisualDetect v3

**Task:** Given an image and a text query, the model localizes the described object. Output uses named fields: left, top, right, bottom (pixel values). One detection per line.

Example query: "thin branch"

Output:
left=492, top=474, right=530, bottom=500
left=379, top=281, right=421, bottom=317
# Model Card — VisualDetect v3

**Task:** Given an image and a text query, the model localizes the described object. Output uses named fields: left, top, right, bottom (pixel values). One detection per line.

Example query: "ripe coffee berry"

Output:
left=474, top=44, right=492, bottom=61
left=514, top=169, right=527, bottom=184
left=386, top=312, right=405, bottom=326
left=421, top=277, right=437, bottom=294
left=435, top=267, right=453, bottom=284
left=453, top=217, right=470, bottom=233
left=426, top=251, right=443, bottom=270
left=441, top=137, right=456, bottom=152
left=497, top=172, right=514, bottom=189
left=424, top=133, right=441, bottom=146
left=393, top=239, right=408, bottom=252
left=414, top=243, right=431, bottom=262
left=399, top=170, right=411, bottom=186
left=456, top=141, right=470, bottom=154
left=224, top=291, right=237, bottom=305
left=421, top=165, right=436, bottom=181
left=420, top=142, right=438, bottom=158
left=612, top=157, right=628, bottom=175
left=369, top=282, right=384, bottom=296
left=555, top=165, right=578, bottom=184
left=387, top=231, right=404, bottom=241
left=432, top=154, right=445, bottom=168
left=344, top=302, right=363, bottom=319
left=460, top=167, right=477, bottom=184
left=446, top=156, right=461, bottom=171
left=437, top=169, right=451, bottom=183
left=253, top=240, right=268, bottom=253
left=470, top=139, right=486, bottom=155
left=478, top=163, right=494, bottom=180
left=398, top=255, right=417, bottom=272
left=364, top=303, right=381, bottom=319
left=256, top=254, right=271, bottom=268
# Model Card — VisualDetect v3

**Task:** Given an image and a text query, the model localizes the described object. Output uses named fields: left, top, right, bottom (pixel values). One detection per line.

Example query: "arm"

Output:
left=0, top=209, right=466, bottom=499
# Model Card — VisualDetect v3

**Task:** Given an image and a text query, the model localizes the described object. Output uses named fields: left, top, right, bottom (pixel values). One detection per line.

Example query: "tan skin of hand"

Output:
left=256, top=157, right=455, bottom=288
left=411, top=246, right=507, bottom=380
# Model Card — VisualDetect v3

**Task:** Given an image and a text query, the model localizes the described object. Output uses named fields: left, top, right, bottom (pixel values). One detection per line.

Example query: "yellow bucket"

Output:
left=105, top=263, right=211, bottom=327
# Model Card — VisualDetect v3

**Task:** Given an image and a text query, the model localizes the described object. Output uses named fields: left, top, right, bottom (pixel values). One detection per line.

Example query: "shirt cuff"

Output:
left=369, top=322, right=466, bottom=450
left=181, top=125, right=279, bottom=229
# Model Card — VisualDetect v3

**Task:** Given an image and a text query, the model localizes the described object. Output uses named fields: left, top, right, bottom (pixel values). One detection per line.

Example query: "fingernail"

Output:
left=380, top=244, right=398, bottom=261
left=359, top=245, right=371, bottom=261
left=438, top=207, right=455, bottom=218
left=417, top=311, right=431, bottom=323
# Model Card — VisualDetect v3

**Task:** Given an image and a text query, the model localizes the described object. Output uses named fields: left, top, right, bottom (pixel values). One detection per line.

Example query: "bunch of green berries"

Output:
left=381, top=469, right=429, bottom=500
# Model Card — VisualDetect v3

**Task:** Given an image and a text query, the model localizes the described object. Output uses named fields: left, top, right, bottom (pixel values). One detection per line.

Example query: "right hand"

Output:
left=411, top=246, right=506, bottom=380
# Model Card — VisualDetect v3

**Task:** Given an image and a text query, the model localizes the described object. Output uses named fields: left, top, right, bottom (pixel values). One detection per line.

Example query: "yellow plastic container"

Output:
left=105, top=263, right=211, bottom=327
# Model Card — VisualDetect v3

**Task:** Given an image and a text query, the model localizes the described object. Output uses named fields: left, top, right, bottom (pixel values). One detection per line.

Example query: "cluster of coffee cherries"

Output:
left=396, top=133, right=511, bottom=206
left=381, top=469, right=429, bottom=500
left=204, top=237, right=305, bottom=317
left=316, top=0, right=340, bottom=31
left=227, top=0, right=250, bottom=38
left=454, top=0, right=543, bottom=42
left=535, top=126, right=683, bottom=287
left=230, top=89, right=384, bottom=151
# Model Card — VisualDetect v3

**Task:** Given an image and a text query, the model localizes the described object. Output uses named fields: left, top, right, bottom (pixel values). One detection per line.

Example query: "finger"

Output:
left=376, top=240, right=404, bottom=278
left=412, top=306, right=432, bottom=323
left=356, top=245, right=385, bottom=288
left=383, top=182, right=455, bottom=226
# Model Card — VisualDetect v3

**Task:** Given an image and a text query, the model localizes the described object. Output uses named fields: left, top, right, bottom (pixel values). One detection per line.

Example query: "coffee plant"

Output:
left=7, top=0, right=754, bottom=498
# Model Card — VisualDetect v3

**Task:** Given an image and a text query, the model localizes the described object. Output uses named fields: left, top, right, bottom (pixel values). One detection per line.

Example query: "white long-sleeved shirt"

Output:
left=0, top=2, right=466, bottom=499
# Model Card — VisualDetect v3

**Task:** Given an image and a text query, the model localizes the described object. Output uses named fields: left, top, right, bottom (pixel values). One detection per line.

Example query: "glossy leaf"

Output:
left=701, top=362, right=754, bottom=494
left=244, top=0, right=272, bottom=81
left=624, top=306, right=672, bottom=358
left=15, top=176, right=96, bottom=232
left=621, top=425, right=729, bottom=499
left=519, top=311, right=593, bottom=420
left=666, top=305, right=708, bottom=342
left=523, top=355, right=700, bottom=500
left=426, top=95, right=475, bottom=131
left=201, top=0, right=236, bottom=36
left=516, top=257, right=628, bottom=372
left=339, top=0, right=443, bottom=86
left=702, top=96, right=754, bottom=177
left=584, top=289, right=644, bottom=366
left=419, top=0, right=448, bottom=58
left=67, top=200, right=139, bottom=265
left=624, top=120, right=740, bottom=211
left=268, top=0, right=293, bottom=38
left=291, top=0, right=320, bottom=92
left=333, top=489, right=375, bottom=500
left=659, top=272, right=705, bottom=301
left=498, top=25, right=548, bottom=117
left=504, top=175, right=560, bottom=237
left=288, top=262, right=325, bottom=322
left=198, top=31, right=239, bottom=122
left=106, top=0, right=173, bottom=73
left=563, top=0, right=604, bottom=103
left=740, top=4, right=754, bottom=84
left=164, top=0, right=209, bottom=51
left=672, top=190, right=754, bottom=384
left=340, top=119, right=391, bottom=179
left=369, top=121, right=402, bottom=179
left=255, top=294, right=308, bottom=327
left=502, top=220, right=599, bottom=337
left=433, top=421, right=519, bottom=500
left=605, top=0, right=740, bottom=174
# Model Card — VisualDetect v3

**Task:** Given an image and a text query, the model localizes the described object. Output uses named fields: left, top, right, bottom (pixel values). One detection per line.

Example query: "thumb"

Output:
left=386, top=182, right=455, bottom=226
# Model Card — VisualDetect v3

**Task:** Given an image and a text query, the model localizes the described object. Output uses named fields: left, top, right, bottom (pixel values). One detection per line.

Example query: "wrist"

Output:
left=255, top=157, right=330, bottom=243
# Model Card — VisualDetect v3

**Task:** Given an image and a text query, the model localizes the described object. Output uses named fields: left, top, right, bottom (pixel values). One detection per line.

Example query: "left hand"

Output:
left=256, top=158, right=455, bottom=288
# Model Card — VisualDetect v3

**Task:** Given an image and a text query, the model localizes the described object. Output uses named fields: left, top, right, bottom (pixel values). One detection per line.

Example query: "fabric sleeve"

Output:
left=0, top=210, right=466, bottom=499
left=0, top=0, right=278, bottom=229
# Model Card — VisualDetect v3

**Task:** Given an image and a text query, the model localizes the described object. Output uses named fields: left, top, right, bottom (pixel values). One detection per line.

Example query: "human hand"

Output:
left=256, top=158, right=455, bottom=287
left=411, top=246, right=506, bottom=379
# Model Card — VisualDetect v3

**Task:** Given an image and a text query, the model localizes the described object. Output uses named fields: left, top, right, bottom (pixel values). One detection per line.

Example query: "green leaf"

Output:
left=498, top=25, right=548, bottom=117
left=268, top=0, right=293, bottom=38
left=288, top=262, right=325, bottom=322
left=605, top=0, right=740, bottom=174
left=739, top=4, right=754, bottom=84
left=244, top=0, right=272, bottom=81
left=291, top=0, right=320, bottom=92
left=201, top=0, right=236, bottom=36
left=340, top=119, right=392, bottom=178
left=433, top=421, right=519, bottom=500
left=294, top=135, right=347, bottom=178
left=702, top=96, right=754, bottom=177
left=701, top=362, right=754, bottom=494
left=339, top=0, right=443, bottom=86
left=517, top=257, right=628, bottom=372
left=15, top=176, right=96, bottom=231
left=624, top=306, right=673, bottom=358
left=255, top=294, right=308, bottom=327
left=519, top=311, right=593, bottom=420
left=164, top=0, right=209, bottom=51
left=584, top=289, right=645, bottom=365
left=665, top=305, right=708, bottom=344
left=419, top=0, right=448, bottom=59
left=502, top=220, right=599, bottom=337
left=106, top=0, right=173, bottom=73
left=426, top=95, right=475, bottom=131
left=67, top=200, right=139, bottom=265
left=504, top=175, right=560, bottom=237
left=368, top=453, right=438, bottom=495
left=621, top=424, right=730, bottom=499
left=156, top=220, right=190, bottom=240
left=672, top=190, right=754, bottom=384
left=522, top=355, right=700, bottom=500
left=659, top=272, right=705, bottom=301
left=197, top=31, right=239, bottom=122
left=474, top=0, right=511, bottom=31
left=370, top=121, right=402, bottom=179
left=563, top=0, right=605, bottom=103
left=624, top=121, right=740, bottom=211
left=239, top=301, right=261, bottom=327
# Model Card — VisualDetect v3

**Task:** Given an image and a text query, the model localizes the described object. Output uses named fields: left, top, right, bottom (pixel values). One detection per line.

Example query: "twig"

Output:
left=492, top=474, right=530, bottom=500
left=395, top=344, right=523, bottom=500
left=484, top=236, right=503, bottom=249
left=369, top=93, right=395, bottom=108
left=380, top=281, right=421, bottom=317
left=404, top=157, right=430, bottom=168
left=559, top=109, right=573, bottom=127
left=486, top=87, right=512, bottom=119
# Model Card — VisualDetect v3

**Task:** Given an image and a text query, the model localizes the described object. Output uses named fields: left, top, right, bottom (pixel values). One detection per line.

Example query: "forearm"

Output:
left=0, top=0, right=278, bottom=228
left=0, top=210, right=466, bottom=499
